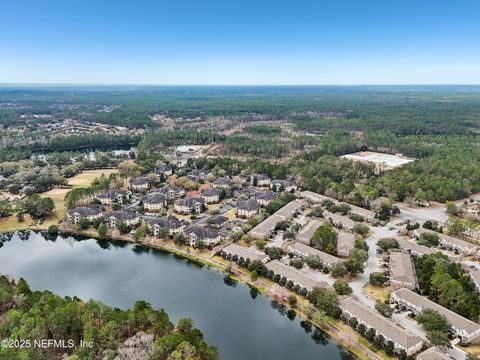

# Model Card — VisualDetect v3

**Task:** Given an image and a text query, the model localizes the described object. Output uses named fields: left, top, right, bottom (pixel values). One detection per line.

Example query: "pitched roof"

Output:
left=337, top=231, right=356, bottom=257
left=97, top=190, right=127, bottom=199
left=68, top=205, right=102, bottom=217
left=185, top=225, right=220, bottom=239
left=255, top=190, right=277, bottom=201
left=417, top=347, right=451, bottom=360
left=237, top=199, right=261, bottom=211
left=142, top=192, right=167, bottom=204
left=339, top=297, right=423, bottom=350
left=274, top=200, right=302, bottom=220
left=296, top=219, right=323, bottom=244
left=131, top=176, right=149, bottom=186
left=222, top=244, right=267, bottom=262
left=389, top=252, right=417, bottom=287
left=392, top=288, right=480, bottom=336
left=106, top=209, right=138, bottom=221
left=200, top=188, right=222, bottom=197
left=175, top=197, right=205, bottom=206
left=213, top=177, right=232, bottom=185
left=288, top=242, right=343, bottom=266
left=265, top=260, right=328, bottom=289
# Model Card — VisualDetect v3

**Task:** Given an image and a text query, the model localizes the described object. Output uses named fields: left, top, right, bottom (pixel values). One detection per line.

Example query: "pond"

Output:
left=0, top=231, right=354, bottom=360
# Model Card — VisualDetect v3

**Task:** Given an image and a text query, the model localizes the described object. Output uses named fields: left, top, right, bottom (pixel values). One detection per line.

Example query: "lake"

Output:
left=0, top=231, right=354, bottom=360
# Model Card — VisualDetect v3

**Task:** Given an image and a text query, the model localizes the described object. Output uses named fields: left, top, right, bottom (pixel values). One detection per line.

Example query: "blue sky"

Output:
left=1, top=0, right=479, bottom=84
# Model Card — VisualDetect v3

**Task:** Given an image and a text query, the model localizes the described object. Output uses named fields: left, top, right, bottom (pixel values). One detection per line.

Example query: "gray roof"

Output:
left=417, top=347, right=451, bottom=360
left=392, top=288, right=480, bottom=336
left=68, top=205, right=102, bottom=217
left=390, top=252, right=417, bottom=288
left=288, top=242, right=343, bottom=266
left=213, top=177, right=232, bottom=185
left=201, top=188, right=222, bottom=197
left=97, top=190, right=127, bottom=199
left=155, top=166, right=172, bottom=173
left=274, top=200, right=302, bottom=220
left=142, top=192, right=167, bottom=204
left=237, top=199, right=261, bottom=211
left=131, top=177, right=149, bottom=186
left=158, top=184, right=184, bottom=195
left=271, top=179, right=294, bottom=187
left=210, top=215, right=228, bottom=226
left=416, top=228, right=477, bottom=251
left=325, top=211, right=357, bottom=229
left=106, top=210, right=138, bottom=221
left=222, top=244, right=267, bottom=262
left=296, top=219, right=324, bottom=244
left=250, top=215, right=283, bottom=239
left=300, top=190, right=337, bottom=203
left=185, top=225, right=221, bottom=239
left=337, top=231, right=356, bottom=257
left=150, top=215, right=183, bottom=229
left=250, top=173, right=270, bottom=181
left=255, top=190, right=277, bottom=201
left=175, top=197, right=205, bottom=206
left=266, top=260, right=327, bottom=290
left=339, top=297, right=423, bottom=350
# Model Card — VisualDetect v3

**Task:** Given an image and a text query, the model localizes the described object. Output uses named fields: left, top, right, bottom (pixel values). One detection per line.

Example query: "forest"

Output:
left=0, top=275, right=219, bottom=360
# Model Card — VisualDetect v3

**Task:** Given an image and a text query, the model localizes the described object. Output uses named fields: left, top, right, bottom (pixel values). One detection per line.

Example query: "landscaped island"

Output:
left=0, top=274, right=219, bottom=360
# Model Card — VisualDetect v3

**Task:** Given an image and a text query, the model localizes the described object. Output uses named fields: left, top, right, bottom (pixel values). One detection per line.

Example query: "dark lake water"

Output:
left=0, top=231, right=354, bottom=360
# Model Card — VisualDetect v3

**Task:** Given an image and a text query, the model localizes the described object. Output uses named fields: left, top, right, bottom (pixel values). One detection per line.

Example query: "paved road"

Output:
left=395, top=202, right=448, bottom=224
left=349, top=224, right=397, bottom=308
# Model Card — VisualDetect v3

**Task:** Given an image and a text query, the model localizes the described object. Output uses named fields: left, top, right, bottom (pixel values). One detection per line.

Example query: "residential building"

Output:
left=339, top=297, right=423, bottom=356
left=249, top=173, right=271, bottom=187
left=209, top=215, right=229, bottom=228
left=188, top=169, right=209, bottom=182
left=237, top=199, right=261, bottom=218
left=391, top=288, right=480, bottom=344
left=348, top=204, right=375, bottom=221
left=130, top=176, right=150, bottom=191
left=212, top=176, right=233, bottom=189
left=296, top=219, right=323, bottom=245
left=325, top=212, right=356, bottom=232
left=250, top=215, right=283, bottom=239
left=270, top=179, right=297, bottom=192
left=389, top=252, right=418, bottom=290
left=200, top=188, right=223, bottom=204
left=174, top=198, right=205, bottom=214
left=142, top=192, right=167, bottom=213
left=145, top=215, right=184, bottom=237
left=275, top=200, right=302, bottom=221
left=300, top=190, right=337, bottom=204
left=469, top=269, right=480, bottom=292
left=337, top=231, right=356, bottom=257
left=155, top=166, right=173, bottom=178
left=185, top=225, right=224, bottom=247
left=416, top=347, right=451, bottom=360
left=254, top=190, right=277, bottom=206
left=158, top=185, right=186, bottom=200
left=105, top=210, right=140, bottom=229
left=67, top=205, right=103, bottom=224
left=96, top=190, right=129, bottom=205
left=397, top=237, right=461, bottom=263
left=266, top=260, right=328, bottom=290
left=221, top=243, right=268, bottom=263
left=413, top=228, right=477, bottom=255
left=288, top=242, right=343, bottom=267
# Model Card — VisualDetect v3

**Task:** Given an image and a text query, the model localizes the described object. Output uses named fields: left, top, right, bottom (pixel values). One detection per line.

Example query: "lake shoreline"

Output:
left=56, top=227, right=380, bottom=360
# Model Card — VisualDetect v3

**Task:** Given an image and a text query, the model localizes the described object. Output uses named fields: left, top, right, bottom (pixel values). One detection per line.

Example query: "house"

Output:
left=209, top=215, right=229, bottom=228
left=237, top=199, right=261, bottom=218
left=265, top=260, right=328, bottom=291
left=185, top=225, right=224, bottom=247
left=413, top=228, right=477, bottom=255
left=249, top=173, right=271, bottom=187
left=271, top=179, right=297, bottom=192
left=391, top=288, right=480, bottom=344
left=220, top=243, right=268, bottom=263
left=337, top=231, right=356, bottom=257
left=339, top=297, right=423, bottom=356
left=142, top=192, right=167, bottom=213
left=155, top=166, right=173, bottom=179
left=396, top=237, right=462, bottom=263
left=187, top=169, right=209, bottom=182
left=389, top=252, right=418, bottom=290
left=96, top=190, right=129, bottom=205
left=105, top=210, right=140, bottom=229
left=158, top=185, right=186, bottom=200
left=200, top=188, right=223, bottom=204
left=212, top=177, right=233, bottom=189
left=296, top=219, right=323, bottom=245
left=288, top=242, right=343, bottom=268
left=67, top=205, right=103, bottom=224
left=145, top=216, right=184, bottom=237
left=174, top=198, right=205, bottom=214
left=348, top=204, right=375, bottom=222
left=130, top=176, right=150, bottom=191
left=416, top=347, right=452, bottom=360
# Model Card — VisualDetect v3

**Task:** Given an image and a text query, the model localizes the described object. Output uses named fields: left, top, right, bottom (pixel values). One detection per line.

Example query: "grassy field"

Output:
left=0, top=169, right=118, bottom=233
left=363, top=284, right=392, bottom=303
